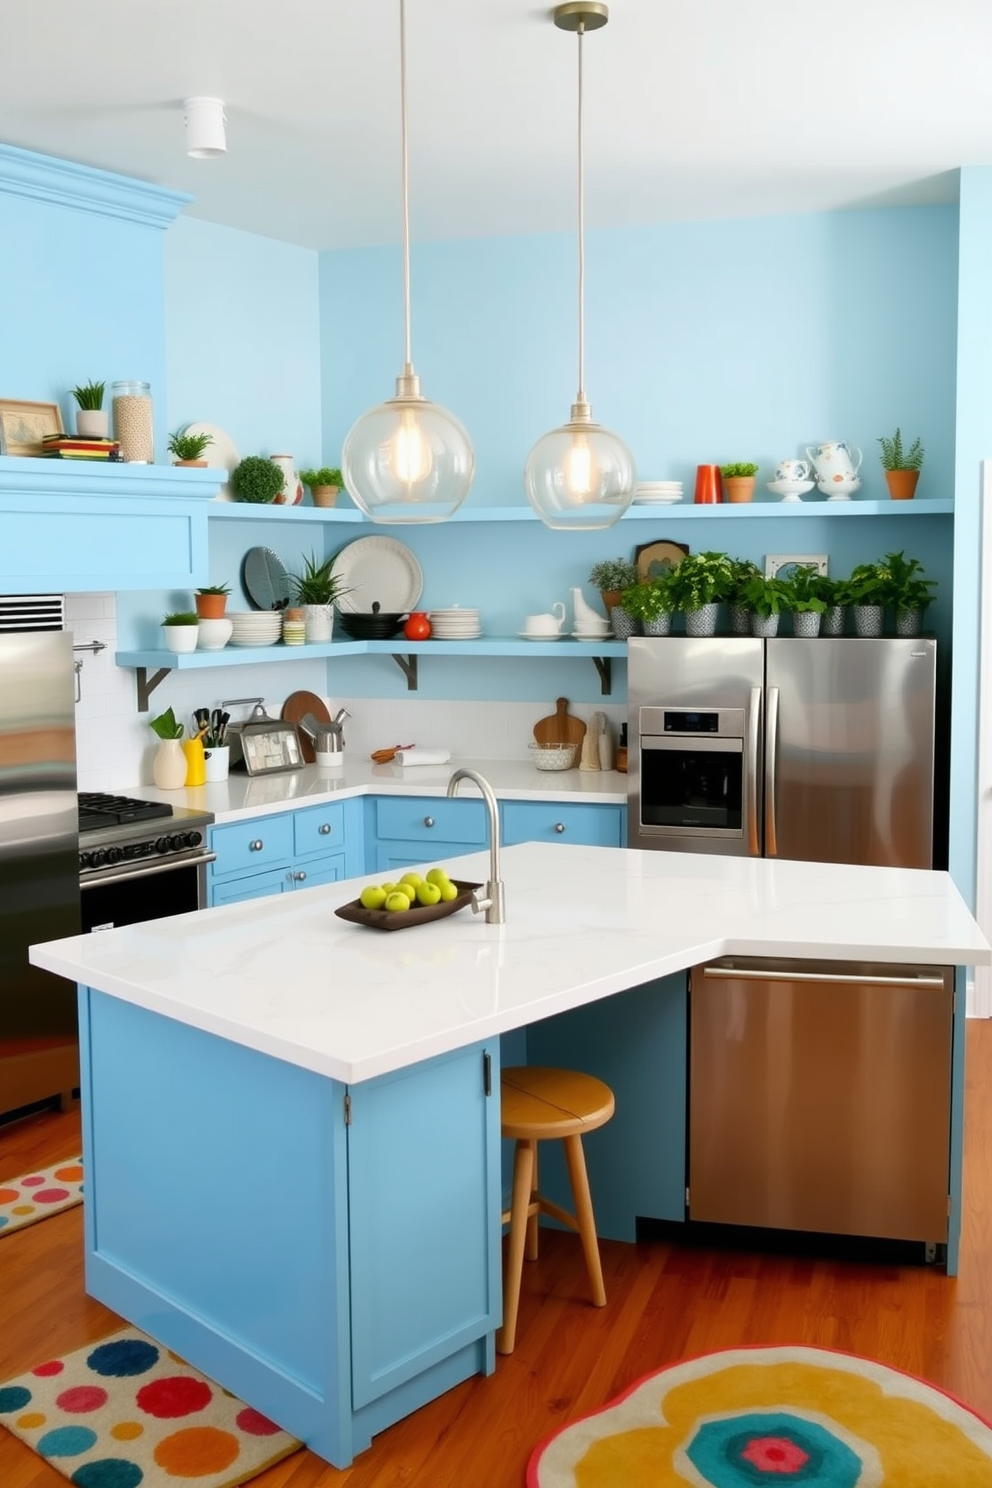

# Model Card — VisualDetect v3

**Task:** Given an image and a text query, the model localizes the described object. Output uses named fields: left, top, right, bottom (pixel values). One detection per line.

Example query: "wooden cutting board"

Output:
left=281, top=690, right=331, bottom=764
left=533, top=697, right=586, bottom=749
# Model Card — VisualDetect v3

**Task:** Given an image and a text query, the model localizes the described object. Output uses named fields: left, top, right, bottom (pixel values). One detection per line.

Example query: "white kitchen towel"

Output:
left=394, top=748, right=452, bottom=767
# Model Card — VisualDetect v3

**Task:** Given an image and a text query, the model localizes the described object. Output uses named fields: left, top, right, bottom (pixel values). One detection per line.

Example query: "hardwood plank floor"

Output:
left=3, top=1021, right=992, bottom=1487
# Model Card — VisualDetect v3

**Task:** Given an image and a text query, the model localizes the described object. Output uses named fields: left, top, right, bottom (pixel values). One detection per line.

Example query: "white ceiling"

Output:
left=2, top=0, right=991, bottom=250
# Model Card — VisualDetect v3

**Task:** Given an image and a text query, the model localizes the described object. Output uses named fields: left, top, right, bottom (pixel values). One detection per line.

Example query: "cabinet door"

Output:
left=209, top=814, right=294, bottom=877
left=210, top=867, right=293, bottom=907
left=348, top=1041, right=501, bottom=1409
left=501, top=801, right=623, bottom=848
left=288, top=854, right=347, bottom=890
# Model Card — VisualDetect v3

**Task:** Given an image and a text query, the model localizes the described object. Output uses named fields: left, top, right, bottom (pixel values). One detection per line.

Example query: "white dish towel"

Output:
left=394, top=748, right=452, bottom=767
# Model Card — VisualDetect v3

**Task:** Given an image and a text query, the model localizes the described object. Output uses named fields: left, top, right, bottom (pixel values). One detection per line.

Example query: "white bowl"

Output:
left=529, top=742, right=577, bottom=771
left=197, top=618, right=233, bottom=651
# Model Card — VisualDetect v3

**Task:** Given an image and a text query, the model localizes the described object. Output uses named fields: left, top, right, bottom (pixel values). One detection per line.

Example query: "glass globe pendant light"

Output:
left=342, top=0, right=475, bottom=524
left=524, top=2, right=635, bottom=530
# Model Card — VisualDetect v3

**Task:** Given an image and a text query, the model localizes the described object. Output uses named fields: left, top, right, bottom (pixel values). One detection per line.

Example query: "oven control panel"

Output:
left=79, top=829, right=207, bottom=874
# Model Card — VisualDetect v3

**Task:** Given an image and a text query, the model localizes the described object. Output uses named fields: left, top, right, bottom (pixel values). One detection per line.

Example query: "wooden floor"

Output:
left=4, top=1021, right=992, bottom=1488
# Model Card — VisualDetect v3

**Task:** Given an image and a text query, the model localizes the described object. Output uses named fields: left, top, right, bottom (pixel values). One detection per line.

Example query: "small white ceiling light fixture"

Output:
left=523, top=2, right=635, bottom=530
left=342, top=0, right=475, bottom=524
left=184, top=97, right=227, bottom=158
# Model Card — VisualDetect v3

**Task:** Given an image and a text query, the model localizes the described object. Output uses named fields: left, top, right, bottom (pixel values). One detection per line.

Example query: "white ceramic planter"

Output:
left=822, top=605, right=846, bottom=637
left=684, top=603, right=719, bottom=637
left=76, top=409, right=109, bottom=438
left=729, top=604, right=751, bottom=636
left=162, top=624, right=198, bottom=654
left=791, top=610, right=822, bottom=638
left=642, top=614, right=672, bottom=636
left=896, top=608, right=923, bottom=636
left=304, top=603, right=334, bottom=642
left=197, top=617, right=233, bottom=651
left=854, top=604, right=884, bottom=638
left=751, top=612, right=780, bottom=637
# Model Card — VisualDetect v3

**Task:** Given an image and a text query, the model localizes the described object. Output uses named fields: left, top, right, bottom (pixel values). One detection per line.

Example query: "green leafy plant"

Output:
left=781, top=563, right=828, bottom=614
left=726, top=557, right=762, bottom=603
left=844, top=560, right=891, bottom=607
left=877, top=428, right=924, bottom=471
left=229, top=455, right=285, bottom=504
left=589, top=557, right=639, bottom=593
left=618, top=575, right=676, bottom=622
left=291, top=551, right=350, bottom=606
left=880, top=550, right=937, bottom=612
left=298, top=466, right=342, bottom=488
left=720, top=462, right=759, bottom=478
left=70, top=379, right=105, bottom=410
left=196, top=582, right=231, bottom=596
left=739, top=573, right=791, bottom=617
left=668, top=551, right=736, bottom=610
left=161, top=610, right=199, bottom=626
left=168, top=428, right=214, bottom=461
left=149, top=707, right=184, bottom=740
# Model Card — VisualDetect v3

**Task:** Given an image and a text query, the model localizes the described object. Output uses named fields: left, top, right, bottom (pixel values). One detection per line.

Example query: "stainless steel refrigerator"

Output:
left=0, top=630, right=81, bottom=1117
left=628, top=636, right=937, bottom=868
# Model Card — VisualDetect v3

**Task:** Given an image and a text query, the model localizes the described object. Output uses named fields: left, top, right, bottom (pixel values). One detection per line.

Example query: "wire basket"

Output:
left=529, top=742, right=577, bottom=771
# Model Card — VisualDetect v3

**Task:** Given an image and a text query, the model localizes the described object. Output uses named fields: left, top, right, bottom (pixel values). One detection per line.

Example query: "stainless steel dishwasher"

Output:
left=688, top=956, right=954, bottom=1246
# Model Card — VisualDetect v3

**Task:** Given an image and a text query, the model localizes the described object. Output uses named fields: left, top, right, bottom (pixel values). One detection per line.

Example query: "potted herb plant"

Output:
left=668, top=551, right=735, bottom=635
left=720, top=462, right=760, bottom=504
left=877, top=428, right=924, bottom=501
left=727, top=557, right=762, bottom=634
left=780, top=564, right=828, bottom=637
left=739, top=573, right=790, bottom=637
left=299, top=466, right=344, bottom=509
left=194, top=582, right=231, bottom=619
left=881, top=550, right=937, bottom=635
left=589, top=556, right=639, bottom=617
left=617, top=574, right=676, bottom=637
left=70, top=379, right=108, bottom=438
left=230, top=454, right=286, bottom=505
left=844, top=560, right=891, bottom=637
left=168, top=428, right=214, bottom=467
left=161, top=610, right=199, bottom=654
left=149, top=706, right=187, bottom=789
left=291, top=551, right=350, bottom=642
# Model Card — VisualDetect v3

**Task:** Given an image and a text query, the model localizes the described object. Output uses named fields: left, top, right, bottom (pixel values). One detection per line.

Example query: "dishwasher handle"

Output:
left=701, top=964, right=946, bottom=990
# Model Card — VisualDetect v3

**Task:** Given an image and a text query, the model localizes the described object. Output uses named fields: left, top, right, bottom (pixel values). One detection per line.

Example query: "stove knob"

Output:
left=106, top=846, right=123, bottom=866
left=91, top=848, right=107, bottom=868
left=169, top=834, right=185, bottom=852
left=155, top=836, right=170, bottom=854
left=186, top=830, right=203, bottom=849
left=79, top=852, right=90, bottom=871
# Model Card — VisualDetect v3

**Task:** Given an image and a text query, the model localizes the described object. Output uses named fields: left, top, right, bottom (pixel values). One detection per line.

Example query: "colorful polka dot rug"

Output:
left=0, top=1156, right=84, bottom=1235
left=527, top=1345, right=992, bottom=1487
left=0, top=1327, right=303, bottom=1488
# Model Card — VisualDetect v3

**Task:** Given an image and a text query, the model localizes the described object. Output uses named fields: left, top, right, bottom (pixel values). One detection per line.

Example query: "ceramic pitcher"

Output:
left=806, top=441, right=862, bottom=485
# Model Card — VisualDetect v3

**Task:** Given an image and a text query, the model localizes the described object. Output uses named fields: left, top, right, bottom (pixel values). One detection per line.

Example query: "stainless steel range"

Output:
left=78, top=793, right=215, bottom=932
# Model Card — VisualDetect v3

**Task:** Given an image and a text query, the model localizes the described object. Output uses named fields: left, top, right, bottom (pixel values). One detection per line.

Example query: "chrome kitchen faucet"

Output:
left=446, top=768, right=506, bottom=924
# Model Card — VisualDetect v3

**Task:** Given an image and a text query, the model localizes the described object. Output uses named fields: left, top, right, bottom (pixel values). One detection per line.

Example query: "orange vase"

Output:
left=694, top=465, right=722, bottom=504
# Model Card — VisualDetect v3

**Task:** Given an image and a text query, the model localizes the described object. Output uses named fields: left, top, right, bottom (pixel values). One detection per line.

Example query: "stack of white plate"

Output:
left=429, top=606, right=481, bottom=640
left=633, top=481, right=684, bottom=505
left=228, top=610, right=284, bottom=647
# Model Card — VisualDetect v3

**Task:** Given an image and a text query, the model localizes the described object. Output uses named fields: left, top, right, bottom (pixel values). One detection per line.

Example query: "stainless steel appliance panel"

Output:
left=0, top=631, right=79, bottom=1034
left=689, top=957, right=953, bottom=1242
left=765, top=638, right=936, bottom=868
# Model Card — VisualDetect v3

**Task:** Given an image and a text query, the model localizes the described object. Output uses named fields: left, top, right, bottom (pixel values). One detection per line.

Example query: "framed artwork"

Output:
left=765, top=553, right=829, bottom=581
left=0, top=399, right=64, bottom=456
left=635, top=539, right=690, bottom=583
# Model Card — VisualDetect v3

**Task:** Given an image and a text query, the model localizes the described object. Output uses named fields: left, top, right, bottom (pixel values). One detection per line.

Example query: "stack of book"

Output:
left=41, top=434, right=121, bottom=461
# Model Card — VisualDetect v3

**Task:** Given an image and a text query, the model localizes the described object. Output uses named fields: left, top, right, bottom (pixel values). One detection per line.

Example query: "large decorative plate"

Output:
left=182, top=421, right=240, bottom=501
left=334, top=536, right=423, bottom=614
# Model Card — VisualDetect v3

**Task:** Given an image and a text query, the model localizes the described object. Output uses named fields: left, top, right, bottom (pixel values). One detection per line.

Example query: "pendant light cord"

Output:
left=575, top=20, right=586, bottom=407
left=400, top=0, right=413, bottom=375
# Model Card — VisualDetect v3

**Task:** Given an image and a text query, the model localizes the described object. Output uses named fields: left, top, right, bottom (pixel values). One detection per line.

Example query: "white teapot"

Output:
left=806, top=440, right=862, bottom=486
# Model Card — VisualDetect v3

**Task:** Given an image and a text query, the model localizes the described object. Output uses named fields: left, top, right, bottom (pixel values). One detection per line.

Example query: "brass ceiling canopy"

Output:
left=553, top=2, right=609, bottom=33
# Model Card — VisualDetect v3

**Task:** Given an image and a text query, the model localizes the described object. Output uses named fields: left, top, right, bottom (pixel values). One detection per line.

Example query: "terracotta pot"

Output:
left=173, top=459, right=208, bottom=467
left=600, top=589, right=623, bottom=615
left=723, top=476, right=756, bottom=504
left=311, top=484, right=340, bottom=509
left=195, top=593, right=228, bottom=619
left=884, top=469, right=920, bottom=501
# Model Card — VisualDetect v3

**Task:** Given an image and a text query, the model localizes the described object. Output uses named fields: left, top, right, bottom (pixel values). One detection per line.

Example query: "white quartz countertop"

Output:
left=139, top=758, right=627, bottom=823
left=31, top=844, right=990, bottom=1085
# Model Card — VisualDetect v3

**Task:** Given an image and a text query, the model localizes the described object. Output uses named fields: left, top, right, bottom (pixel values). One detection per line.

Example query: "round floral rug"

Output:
left=527, top=1346, right=992, bottom=1487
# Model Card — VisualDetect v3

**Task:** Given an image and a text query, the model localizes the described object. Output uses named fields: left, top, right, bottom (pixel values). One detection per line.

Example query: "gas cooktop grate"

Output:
left=78, top=793, right=174, bottom=831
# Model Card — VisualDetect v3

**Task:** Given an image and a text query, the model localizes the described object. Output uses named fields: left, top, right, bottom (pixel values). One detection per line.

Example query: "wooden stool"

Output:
left=498, top=1065, right=615, bottom=1355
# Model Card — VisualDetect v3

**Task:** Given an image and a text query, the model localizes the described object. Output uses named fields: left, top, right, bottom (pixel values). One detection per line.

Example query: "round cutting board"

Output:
left=281, top=690, right=330, bottom=764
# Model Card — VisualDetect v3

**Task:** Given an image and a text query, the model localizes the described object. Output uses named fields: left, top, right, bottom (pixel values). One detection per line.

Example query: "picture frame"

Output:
left=0, top=399, right=64, bottom=456
left=635, top=539, right=690, bottom=583
left=765, top=553, right=829, bottom=581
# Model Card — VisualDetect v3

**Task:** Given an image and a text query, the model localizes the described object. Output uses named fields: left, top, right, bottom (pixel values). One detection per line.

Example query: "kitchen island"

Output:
left=29, top=843, right=990, bottom=1468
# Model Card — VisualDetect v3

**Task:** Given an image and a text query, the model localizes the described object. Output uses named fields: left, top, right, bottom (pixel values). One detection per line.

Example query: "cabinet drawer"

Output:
left=294, top=802, right=347, bottom=858
left=210, top=814, right=294, bottom=878
left=501, top=801, right=623, bottom=848
left=373, top=796, right=487, bottom=846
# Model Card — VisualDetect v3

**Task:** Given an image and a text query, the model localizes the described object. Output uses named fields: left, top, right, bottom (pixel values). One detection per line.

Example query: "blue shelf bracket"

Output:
left=392, top=654, right=419, bottom=690
left=136, top=665, right=173, bottom=712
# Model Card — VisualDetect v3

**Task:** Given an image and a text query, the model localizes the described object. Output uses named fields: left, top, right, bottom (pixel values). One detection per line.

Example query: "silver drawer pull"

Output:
left=250, top=839, right=263, bottom=852
left=424, top=816, right=435, bottom=828
left=319, top=822, right=332, bottom=835
left=554, top=822, right=566, bottom=834
left=294, top=870, right=307, bottom=882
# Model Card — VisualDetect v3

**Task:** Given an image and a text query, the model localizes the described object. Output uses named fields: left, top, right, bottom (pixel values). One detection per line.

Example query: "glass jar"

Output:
left=111, top=380, right=154, bottom=463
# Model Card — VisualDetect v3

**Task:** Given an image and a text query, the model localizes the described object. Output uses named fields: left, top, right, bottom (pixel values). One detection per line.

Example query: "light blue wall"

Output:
left=319, top=207, right=958, bottom=508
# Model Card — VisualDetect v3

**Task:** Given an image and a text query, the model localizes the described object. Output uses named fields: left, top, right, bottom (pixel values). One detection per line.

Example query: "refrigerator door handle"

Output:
left=764, top=685, right=780, bottom=857
left=746, top=686, right=761, bottom=856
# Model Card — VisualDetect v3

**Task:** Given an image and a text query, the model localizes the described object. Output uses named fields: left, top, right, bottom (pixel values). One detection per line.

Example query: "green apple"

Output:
left=437, top=879, right=460, bottom=902
left=384, top=891, right=412, bottom=913
left=400, top=871, right=424, bottom=890
left=425, top=867, right=451, bottom=888
left=416, top=881, right=442, bottom=906
left=360, top=884, right=388, bottom=910
left=381, top=882, right=400, bottom=895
